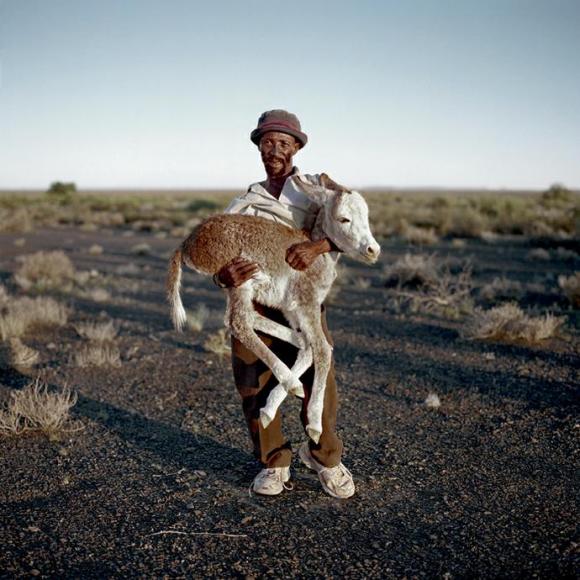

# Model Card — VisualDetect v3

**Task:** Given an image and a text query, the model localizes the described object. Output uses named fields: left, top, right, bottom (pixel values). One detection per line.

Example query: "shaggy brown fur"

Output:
left=181, top=214, right=309, bottom=276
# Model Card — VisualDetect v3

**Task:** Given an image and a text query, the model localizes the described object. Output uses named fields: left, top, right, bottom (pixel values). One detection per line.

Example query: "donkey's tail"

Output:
left=166, top=247, right=187, bottom=331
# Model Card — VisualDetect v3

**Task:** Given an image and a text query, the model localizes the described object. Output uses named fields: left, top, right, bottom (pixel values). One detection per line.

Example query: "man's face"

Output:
left=259, top=131, right=301, bottom=178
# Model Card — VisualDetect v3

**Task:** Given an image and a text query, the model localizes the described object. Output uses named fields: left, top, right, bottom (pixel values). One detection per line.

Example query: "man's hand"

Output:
left=286, top=239, right=333, bottom=271
left=217, top=257, right=260, bottom=287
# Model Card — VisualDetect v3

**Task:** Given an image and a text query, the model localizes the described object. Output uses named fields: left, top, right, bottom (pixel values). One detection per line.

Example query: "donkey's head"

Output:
left=301, top=174, right=381, bottom=265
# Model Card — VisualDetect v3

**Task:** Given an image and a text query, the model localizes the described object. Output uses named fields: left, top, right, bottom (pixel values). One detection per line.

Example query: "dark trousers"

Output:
left=230, top=302, right=343, bottom=468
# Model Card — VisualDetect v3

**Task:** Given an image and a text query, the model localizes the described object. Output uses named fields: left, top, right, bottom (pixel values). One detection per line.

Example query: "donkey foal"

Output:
left=166, top=179, right=380, bottom=443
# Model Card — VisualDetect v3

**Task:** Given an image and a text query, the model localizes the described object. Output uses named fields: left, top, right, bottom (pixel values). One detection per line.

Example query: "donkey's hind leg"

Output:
left=228, top=289, right=303, bottom=406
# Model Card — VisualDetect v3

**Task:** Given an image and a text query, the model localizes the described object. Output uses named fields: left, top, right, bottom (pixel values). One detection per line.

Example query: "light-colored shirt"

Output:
left=224, top=167, right=322, bottom=231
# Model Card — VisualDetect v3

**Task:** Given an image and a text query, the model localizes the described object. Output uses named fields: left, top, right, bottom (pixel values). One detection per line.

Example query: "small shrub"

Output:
left=399, top=223, right=438, bottom=245
left=9, top=338, right=40, bottom=368
left=479, top=277, right=523, bottom=302
left=0, top=296, right=69, bottom=340
left=462, top=303, right=565, bottom=344
left=558, top=272, right=580, bottom=308
left=555, top=247, right=579, bottom=262
left=0, top=208, right=33, bottom=233
left=352, top=277, right=371, bottom=290
left=131, top=243, right=152, bottom=256
left=46, top=181, right=77, bottom=205
left=86, top=288, right=111, bottom=302
left=384, top=253, right=439, bottom=289
left=187, top=304, right=210, bottom=332
left=74, top=343, right=121, bottom=367
left=14, top=250, right=75, bottom=291
left=75, top=320, right=118, bottom=342
left=203, top=329, right=231, bottom=357
left=526, top=248, right=550, bottom=261
left=540, top=183, right=575, bottom=208
left=88, top=244, right=104, bottom=255
left=0, top=377, right=80, bottom=439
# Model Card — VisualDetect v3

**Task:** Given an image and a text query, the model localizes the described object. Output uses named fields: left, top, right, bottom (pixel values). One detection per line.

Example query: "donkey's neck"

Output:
left=310, top=208, right=328, bottom=243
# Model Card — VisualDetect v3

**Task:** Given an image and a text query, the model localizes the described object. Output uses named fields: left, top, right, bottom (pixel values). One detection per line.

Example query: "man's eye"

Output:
left=338, top=217, right=351, bottom=224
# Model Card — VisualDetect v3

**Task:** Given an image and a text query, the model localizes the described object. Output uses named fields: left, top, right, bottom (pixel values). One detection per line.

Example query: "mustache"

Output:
left=265, top=156, right=284, bottom=163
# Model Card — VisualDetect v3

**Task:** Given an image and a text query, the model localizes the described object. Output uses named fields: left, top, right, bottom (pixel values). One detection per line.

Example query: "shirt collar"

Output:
left=248, top=166, right=301, bottom=199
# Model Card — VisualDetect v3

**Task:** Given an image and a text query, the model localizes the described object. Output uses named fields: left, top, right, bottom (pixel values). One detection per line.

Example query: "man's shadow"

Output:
left=0, top=367, right=253, bottom=485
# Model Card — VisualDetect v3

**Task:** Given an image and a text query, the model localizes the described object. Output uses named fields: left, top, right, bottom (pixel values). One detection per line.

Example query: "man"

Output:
left=214, top=110, right=355, bottom=499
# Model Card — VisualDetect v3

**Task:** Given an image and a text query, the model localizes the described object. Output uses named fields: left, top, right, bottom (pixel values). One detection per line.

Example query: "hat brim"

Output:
left=250, top=126, right=308, bottom=148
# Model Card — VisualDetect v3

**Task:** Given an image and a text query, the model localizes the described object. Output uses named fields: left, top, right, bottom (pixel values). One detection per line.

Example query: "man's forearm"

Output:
left=314, top=238, right=342, bottom=254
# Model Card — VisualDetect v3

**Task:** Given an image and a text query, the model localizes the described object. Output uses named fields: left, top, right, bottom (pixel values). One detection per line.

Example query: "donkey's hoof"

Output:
left=288, top=383, right=305, bottom=398
left=259, top=408, right=274, bottom=429
left=306, top=425, right=322, bottom=444
left=282, top=375, right=303, bottom=395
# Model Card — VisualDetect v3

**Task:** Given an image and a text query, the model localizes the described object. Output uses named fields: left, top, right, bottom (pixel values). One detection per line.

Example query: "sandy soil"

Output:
left=0, top=226, right=578, bottom=578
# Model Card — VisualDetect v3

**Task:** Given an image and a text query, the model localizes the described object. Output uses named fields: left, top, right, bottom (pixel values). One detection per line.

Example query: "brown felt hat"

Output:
left=250, top=109, right=308, bottom=148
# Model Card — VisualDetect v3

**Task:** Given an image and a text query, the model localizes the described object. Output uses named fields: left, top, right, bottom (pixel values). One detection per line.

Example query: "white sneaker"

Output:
left=250, top=466, right=293, bottom=496
left=299, top=442, right=355, bottom=499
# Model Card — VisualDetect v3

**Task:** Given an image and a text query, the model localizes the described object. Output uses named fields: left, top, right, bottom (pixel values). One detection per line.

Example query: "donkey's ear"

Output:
left=319, top=173, right=351, bottom=193
left=295, top=177, right=335, bottom=205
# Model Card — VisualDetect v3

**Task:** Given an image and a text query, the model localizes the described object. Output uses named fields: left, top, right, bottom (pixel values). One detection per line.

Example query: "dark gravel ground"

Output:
left=0, top=226, right=578, bottom=578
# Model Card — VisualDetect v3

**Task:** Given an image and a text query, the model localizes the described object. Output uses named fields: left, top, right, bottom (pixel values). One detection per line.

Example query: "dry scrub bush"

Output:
left=9, top=338, right=40, bottom=367
left=462, top=303, right=565, bottom=344
left=384, top=253, right=439, bottom=288
left=86, top=288, right=111, bottom=302
left=0, top=296, right=69, bottom=340
left=0, top=377, right=80, bottom=439
left=558, top=273, right=580, bottom=308
left=0, top=208, right=34, bottom=233
left=14, top=250, right=75, bottom=291
left=352, top=276, right=372, bottom=290
left=398, top=221, right=439, bottom=245
left=479, top=277, right=524, bottom=302
left=74, top=343, right=121, bottom=367
left=526, top=248, right=551, bottom=261
left=187, top=304, right=210, bottom=332
left=203, top=329, right=231, bottom=357
left=131, top=242, right=152, bottom=256
left=75, top=320, right=118, bottom=342
left=385, top=254, right=473, bottom=318
left=88, top=244, right=104, bottom=255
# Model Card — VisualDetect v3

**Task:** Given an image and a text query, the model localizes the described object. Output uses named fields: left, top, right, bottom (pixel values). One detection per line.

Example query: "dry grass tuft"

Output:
left=14, top=250, right=75, bottom=291
left=0, top=296, right=69, bottom=340
left=75, top=320, right=118, bottom=342
left=187, top=304, right=210, bottom=332
left=131, top=242, right=152, bottom=256
left=74, top=343, right=122, bottom=367
left=88, top=244, right=104, bottom=255
left=558, top=272, right=580, bottom=308
left=9, top=338, right=40, bottom=367
left=203, top=329, right=231, bottom=357
left=0, top=377, right=81, bottom=439
left=399, top=222, right=439, bottom=245
left=86, top=288, right=111, bottom=302
left=479, top=277, right=524, bottom=302
left=352, top=276, right=372, bottom=290
left=384, top=253, right=439, bottom=289
left=526, top=248, right=551, bottom=261
left=462, top=303, right=565, bottom=344
left=385, top=254, right=473, bottom=318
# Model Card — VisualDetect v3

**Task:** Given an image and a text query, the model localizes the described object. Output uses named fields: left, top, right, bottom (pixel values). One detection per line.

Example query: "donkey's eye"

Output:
left=338, top=217, right=351, bottom=224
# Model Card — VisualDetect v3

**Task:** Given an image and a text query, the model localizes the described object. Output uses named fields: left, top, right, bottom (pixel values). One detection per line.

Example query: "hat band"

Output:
left=258, top=120, right=300, bottom=133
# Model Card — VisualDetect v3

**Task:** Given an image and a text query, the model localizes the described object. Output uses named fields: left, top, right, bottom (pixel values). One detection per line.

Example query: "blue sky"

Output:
left=1, top=0, right=579, bottom=189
